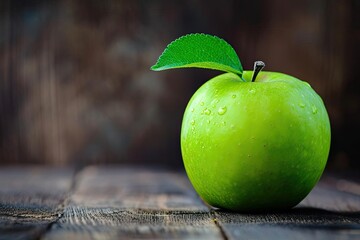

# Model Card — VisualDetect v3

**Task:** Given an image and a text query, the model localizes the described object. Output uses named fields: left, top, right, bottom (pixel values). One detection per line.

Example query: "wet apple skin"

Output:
left=181, top=71, right=331, bottom=211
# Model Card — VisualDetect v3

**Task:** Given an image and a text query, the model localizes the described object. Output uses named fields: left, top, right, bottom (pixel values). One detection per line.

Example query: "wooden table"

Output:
left=0, top=166, right=359, bottom=239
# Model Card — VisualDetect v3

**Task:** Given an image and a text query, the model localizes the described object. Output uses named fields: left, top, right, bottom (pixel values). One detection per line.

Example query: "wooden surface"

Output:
left=0, top=166, right=359, bottom=239
left=0, top=167, right=74, bottom=240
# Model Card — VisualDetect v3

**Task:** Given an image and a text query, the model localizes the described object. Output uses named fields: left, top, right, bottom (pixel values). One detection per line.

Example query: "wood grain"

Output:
left=44, top=166, right=222, bottom=239
left=2, top=166, right=359, bottom=239
left=0, top=167, right=73, bottom=240
left=299, top=176, right=360, bottom=212
left=67, top=166, right=208, bottom=210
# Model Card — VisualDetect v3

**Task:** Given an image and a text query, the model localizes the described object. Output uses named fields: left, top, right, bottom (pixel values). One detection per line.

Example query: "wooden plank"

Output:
left=44, top=166, right=223, bottom=239
left=67, top=166, right=209, bottom=210
left=214, top=176, right=360, bottom=240
left=2, top=166, right=359, bottom=240
left=0, top=167, right=74, bottom=240
left=299, top=175, right=360, bottom=212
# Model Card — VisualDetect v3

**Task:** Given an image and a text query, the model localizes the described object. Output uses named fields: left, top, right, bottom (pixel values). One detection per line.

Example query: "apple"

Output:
left=181, top=63, right=331, bottom=211
left=151, top=34, right=331, bottom=212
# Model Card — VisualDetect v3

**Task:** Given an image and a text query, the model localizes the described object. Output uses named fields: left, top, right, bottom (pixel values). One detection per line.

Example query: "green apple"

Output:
left=151, top=34, right=331, bottom=211
left=181, top=69, right=330, bottom=211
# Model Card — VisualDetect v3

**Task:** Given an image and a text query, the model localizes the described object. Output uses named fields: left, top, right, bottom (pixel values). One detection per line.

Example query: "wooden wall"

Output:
left=0, top=0, right=359, bottom=170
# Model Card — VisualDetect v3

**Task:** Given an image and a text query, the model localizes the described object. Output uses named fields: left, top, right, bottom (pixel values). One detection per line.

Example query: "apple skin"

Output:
left=181, top=71, right=331, bottom=212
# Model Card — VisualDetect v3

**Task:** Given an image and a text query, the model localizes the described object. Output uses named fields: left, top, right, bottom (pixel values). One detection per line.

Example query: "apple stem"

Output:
left=251, top=61, right=265, bottom=82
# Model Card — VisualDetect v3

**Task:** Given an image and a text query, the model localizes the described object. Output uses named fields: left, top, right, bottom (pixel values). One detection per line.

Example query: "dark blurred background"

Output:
left=0, top=0, right=359, bottom=171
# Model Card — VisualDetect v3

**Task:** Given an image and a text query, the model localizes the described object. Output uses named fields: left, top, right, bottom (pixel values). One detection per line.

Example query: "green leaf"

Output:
left=151, top=33, right=243, bottom=76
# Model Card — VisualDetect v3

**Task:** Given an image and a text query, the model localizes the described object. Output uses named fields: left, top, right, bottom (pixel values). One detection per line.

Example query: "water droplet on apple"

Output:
left=218, top=106, right=227, bottom=115
left=232, top=94, right=236, bottom=99
left=221, top=121, right=226, bottom=126
left=191, top=108, right=195, bottom=112
left=312, top=105, right=318, bottom=114
left=215, top=99, right=219, bottom=103
left=200, top=102, right=204, bottom=106
left=207, top=120, right=211, bottom=124
left=299, top=102, right=306, bottom=108
left=190, top=120, right=195, bottom=125
left=249, top=89, right=256, bottom=94
left=203, top=108, right=211, bottom=115
left=191, top=126, right=195, bottom=131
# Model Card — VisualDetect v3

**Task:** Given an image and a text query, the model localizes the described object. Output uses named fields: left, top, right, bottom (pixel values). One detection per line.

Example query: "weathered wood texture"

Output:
left=0, top=167, right=73, bottom=240
left=1, top=166, right=360, bottom=239
left=44, top=166, right=222, bottom=239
